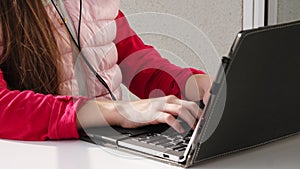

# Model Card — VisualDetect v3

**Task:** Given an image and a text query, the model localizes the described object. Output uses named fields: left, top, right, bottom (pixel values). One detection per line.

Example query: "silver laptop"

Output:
left=80, top=20, right=300, bottom=167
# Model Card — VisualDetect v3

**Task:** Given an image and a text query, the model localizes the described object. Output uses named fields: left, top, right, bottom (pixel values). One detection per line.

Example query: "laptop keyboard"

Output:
left=130, top=129, right=193, bottom=152
left=114, top=100, right=204, bottom=152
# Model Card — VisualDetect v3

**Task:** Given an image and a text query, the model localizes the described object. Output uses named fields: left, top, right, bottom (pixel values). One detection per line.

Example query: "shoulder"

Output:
left=64, top=0, right=120, bottom=20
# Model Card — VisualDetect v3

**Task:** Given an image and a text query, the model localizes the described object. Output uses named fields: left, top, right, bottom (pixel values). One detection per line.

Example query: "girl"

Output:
left=0, top=0, right=211, bottom=141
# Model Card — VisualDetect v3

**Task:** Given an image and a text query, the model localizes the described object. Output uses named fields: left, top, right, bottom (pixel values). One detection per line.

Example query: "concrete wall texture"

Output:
left=278, top=0, right=300, bottom=24
left=120, top=0, right=243, bottom=75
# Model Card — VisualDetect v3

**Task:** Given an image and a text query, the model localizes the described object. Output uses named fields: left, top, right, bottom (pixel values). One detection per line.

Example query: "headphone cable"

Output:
left=50, top=0, right=117, bottom=100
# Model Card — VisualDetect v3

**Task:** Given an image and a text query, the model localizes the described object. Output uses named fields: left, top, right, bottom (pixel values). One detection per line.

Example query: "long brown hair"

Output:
left=0, top=0, right=61, bottom=95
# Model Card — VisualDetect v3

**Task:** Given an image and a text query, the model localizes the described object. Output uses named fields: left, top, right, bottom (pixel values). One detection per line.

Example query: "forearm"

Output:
left=76, top=100, right=122, bottom=129
left=115, top=11, right=205, bottom=99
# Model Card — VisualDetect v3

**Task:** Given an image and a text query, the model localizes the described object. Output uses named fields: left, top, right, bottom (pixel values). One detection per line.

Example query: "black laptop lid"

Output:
left=194, top=21, right=300, bottom=162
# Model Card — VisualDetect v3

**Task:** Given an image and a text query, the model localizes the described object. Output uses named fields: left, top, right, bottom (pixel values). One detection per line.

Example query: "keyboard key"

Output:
left=154, top=139, right=171, bottom=146
left=171, top=144, right=187, bottom=151
left=171, top=140, right=184, bottom=145
left=145, top=135, right=167, bottom=144
left=160, top=142, right=175, bottom=148
left=176, top=147, right=187, bottom=152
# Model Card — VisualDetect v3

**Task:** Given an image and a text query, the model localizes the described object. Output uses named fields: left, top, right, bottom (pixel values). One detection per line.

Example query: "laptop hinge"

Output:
left=221, top=56, right=231, bottom=72
left=210, top=56, right=231, bottom=95
left=210, top=82, right=221, bottom=95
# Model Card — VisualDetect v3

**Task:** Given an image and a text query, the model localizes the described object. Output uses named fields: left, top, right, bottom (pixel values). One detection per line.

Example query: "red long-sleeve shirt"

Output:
left=0, top=11, right=204, bottom=141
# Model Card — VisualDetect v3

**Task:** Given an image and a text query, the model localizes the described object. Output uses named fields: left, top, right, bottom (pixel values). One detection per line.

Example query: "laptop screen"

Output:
left=194, top=20, right=300, bottom=162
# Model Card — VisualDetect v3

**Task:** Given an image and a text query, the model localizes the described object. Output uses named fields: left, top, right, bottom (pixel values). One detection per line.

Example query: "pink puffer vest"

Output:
left=44, top=0, right=122, bottom=99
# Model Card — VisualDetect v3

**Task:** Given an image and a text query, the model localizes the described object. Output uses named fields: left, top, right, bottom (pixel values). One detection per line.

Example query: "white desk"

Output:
left=1, top=134, right=300, bottom=169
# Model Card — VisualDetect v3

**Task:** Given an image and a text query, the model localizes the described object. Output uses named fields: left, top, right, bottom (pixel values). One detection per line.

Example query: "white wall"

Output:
left=277, top=0, right=300, bottom=24
left=120, top=0, right=243, bottom=76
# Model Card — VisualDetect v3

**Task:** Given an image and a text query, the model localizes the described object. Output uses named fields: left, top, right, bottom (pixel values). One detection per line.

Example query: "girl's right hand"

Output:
left=77, top=95, right=202, bottom=133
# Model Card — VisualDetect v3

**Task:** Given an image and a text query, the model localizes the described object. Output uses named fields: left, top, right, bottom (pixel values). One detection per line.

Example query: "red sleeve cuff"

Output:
left=48, top=96, right=89, bottom=140
left=189, top=68, right=206, bottom=75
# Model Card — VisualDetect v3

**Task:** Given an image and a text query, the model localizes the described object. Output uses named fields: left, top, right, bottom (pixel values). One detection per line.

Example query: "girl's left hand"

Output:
left=185, top=74, right=213, bottom=104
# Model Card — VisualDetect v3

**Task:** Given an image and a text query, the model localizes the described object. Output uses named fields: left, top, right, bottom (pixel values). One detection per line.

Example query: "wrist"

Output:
left=95, top=100, right=124, bottom=127
left=184, top=74, right=209, bottom=101
left=76, top=100, right=123, bottom=129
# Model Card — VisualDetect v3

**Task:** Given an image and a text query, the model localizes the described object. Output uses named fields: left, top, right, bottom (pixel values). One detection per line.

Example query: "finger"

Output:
left=181, top=100, right=203, bottom=119
left=165, top=95, right=201, bottom=119
left=203, top=90, right=210, bottom=105
left=162, top=103, right=197, bottom=129
left=156, top=113, right=185, bottom=133
left=172, top=99, right=202, bottom=119
left=178, top=107, right=197, bottom=129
